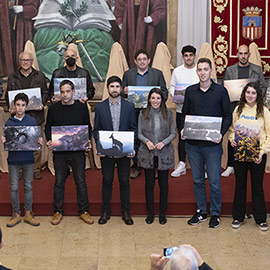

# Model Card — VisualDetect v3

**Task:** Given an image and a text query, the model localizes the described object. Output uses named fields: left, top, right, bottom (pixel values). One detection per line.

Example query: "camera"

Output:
left=163, top=246, right=179, bottom=258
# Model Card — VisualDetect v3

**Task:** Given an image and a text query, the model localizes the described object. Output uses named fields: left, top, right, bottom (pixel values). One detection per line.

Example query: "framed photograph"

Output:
left=4, top=126, right=41, bottom=151
left=51, top=125, right=89, bottom=151
left=8, top=88, right=42, bottom=111
left=224, top=78, right=256, bottom=102
left=183, top=115, right=222, bottom=141
left=173, top=83, right=191, bottom=104
left=97, top=131, right=134, bottom=157
left=234, top=123, right=260, bottom=162
left=53, top=78, right=87, bottom=100
left=128, top=86, right=160, bottom=108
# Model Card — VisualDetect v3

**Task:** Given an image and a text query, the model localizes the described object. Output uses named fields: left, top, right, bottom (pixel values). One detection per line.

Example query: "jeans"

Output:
left=185, top=142, right=223, bottom=216
left=144, top=157, right=169, bottom=215
left=100, top=156, right=131, bottom=213
left=233, top=155, right=267, bottom=224
left=53, top=151, right=89, bottom=215
left=8, top=163, right=34, bottom=213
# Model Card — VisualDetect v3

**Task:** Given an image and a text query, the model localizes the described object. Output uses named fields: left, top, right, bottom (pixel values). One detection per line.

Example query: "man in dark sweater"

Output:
left=49, top=48, right=95, bottom=103
left=45, top=80, right=93, bottom=226
left=182, top=58, right=232, bottom=229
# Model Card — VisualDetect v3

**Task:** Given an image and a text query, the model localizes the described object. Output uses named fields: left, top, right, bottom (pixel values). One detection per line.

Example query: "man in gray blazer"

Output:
left=122, top=48, right=168, bottom=178
left=222, top=44, right=267, bottom=177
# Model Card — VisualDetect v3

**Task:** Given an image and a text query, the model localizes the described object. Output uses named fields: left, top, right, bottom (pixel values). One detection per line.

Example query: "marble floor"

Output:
left=0, top=215, right=269, bottom=270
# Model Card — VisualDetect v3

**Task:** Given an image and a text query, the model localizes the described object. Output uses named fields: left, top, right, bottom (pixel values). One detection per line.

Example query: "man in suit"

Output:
left=122, top=48, right=167, bottom=178
left=94, top=76, right=137, bottom=225
left=0, top=228, right=12, bottom=270
left=222, top=44, right=267, bottom=177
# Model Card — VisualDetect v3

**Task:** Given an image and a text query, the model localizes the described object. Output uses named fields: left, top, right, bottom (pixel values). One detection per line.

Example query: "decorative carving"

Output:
left=261, top=61, right=270, bottom=74
left=214, top=16, right=223, bottom=23
left=218, top=25, right=228, bottom=32
left=213, top=35, right=228, bottom=74
left=213, top=0, right=228, bottom=13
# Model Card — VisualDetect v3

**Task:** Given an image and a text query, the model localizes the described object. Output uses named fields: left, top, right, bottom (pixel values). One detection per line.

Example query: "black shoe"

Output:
left=159, top=214, right=167, bottom=225
left=145, top=214, right=154, bottom=224
left=209, top=215, right=220, bottom=228
left=98, top=212, right=110, bottom=225
left=187, top=209, right=207, bottom=226
left=122, top=212, right=134, bottom=225
left=130, top=168, right=141, bottom=179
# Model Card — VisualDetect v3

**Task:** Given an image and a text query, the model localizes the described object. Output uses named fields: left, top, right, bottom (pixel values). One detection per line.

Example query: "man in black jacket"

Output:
left=6, top=51, right=48, bottom=180
left=49, top=48, right=95, bottom=103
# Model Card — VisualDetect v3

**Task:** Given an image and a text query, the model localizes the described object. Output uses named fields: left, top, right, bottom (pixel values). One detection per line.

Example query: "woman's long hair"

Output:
left=142, top=88, right=168, bottom=119
left=236, top=82, right=264, bottom=119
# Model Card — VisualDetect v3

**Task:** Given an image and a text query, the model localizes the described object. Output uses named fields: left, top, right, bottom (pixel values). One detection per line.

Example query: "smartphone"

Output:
left=164, top=246, right=179, bottom=258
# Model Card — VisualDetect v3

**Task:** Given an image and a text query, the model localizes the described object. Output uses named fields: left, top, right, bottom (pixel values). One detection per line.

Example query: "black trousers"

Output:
left=233, top=154, right=267, bottom=224
left=227, top=142, right=235, bottom=167
left=144, top=157, right=169, bottom=215
left=100, top=156, right=131, bottom=213
left=176, top=112, right=186, bottom=162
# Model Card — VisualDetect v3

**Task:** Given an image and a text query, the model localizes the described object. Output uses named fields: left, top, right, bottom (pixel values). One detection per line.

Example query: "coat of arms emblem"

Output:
left=242, top=6, right=262, bottom=41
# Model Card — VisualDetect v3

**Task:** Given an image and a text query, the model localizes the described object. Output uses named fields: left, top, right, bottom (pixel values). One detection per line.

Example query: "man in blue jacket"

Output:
left=94, top=76, right=137, bottom=225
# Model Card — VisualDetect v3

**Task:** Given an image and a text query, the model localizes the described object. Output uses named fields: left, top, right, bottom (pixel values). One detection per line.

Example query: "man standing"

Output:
left=49, top=48, right=95, bottom=103
left=94, top=76, right=137, bottom=225
left=169, top=45, right=199, bottom=177
left=6, top=51, right=48, bottom=180
left=45, top=80, right=93, bottom=226
left=122, top=48, right=167, bottom=178
left=182, top=58, right=232, bottom=228
left=222, top=44, right=267, bottom=177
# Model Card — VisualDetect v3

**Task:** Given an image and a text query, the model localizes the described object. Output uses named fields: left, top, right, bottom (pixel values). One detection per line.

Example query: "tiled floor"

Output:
left=0, top=215, right=269, bottom=270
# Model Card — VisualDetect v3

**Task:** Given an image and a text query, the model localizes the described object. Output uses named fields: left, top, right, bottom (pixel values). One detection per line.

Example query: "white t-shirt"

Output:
left=169, top=64, right=199, bottom=113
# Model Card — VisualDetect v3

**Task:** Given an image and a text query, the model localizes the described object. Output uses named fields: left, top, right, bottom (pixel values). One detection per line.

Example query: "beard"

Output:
left=109, top=91, right=121, bottom=98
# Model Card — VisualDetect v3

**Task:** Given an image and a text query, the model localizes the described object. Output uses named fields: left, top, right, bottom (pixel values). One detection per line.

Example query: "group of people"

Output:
left=2, top=43, right=270, bottom=232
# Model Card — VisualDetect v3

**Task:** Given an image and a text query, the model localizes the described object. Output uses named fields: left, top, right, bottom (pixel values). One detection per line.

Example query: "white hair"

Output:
left=170, top=246, right=198, bottom=270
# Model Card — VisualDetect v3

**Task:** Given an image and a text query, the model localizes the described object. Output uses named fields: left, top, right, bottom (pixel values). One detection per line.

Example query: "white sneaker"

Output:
left=171, top=161, right=186, bottom=177
left=205, top=172, right=208, bottom=179
left=221, top=166, right=234, bottom=177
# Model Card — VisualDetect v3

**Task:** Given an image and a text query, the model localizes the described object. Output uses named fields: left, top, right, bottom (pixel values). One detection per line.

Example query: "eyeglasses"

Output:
left=19, top=59, right=33, bottom=62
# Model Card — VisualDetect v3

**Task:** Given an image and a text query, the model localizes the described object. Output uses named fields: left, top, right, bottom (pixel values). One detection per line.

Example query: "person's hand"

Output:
left=212, top=133, right=222, bottom=144
left=86, top=140, right=91, bottom=151
left=150, top=254, right=169, bottom=270
left=52, top=95, right=60, bottom=104
left=255, top=153, right=263, bottom=164
left=9, top=108, right=15, bottom=114
left=127, top=150, right=135, bottom=158
left=79, top=97, right=88, bottom=103
left=38, top=137, right=43, bottom=146
left=155, top=142, right=164, bottom=150
left=146, top=141, right=155, bottom=150
left=231, top=139, right=237, bottom=147
left=46, top=140, right=52, bottom=150
left=118, top=23, right=122, bottom=30
left=180, top=129, right=186, bottom=140
left=1, top=136, right=6, bottom=144
left=124, top=86, right=128, bottom=95
left=144, top=16, right=153, bottom=24
left=13, top=5, right=23, bottom=13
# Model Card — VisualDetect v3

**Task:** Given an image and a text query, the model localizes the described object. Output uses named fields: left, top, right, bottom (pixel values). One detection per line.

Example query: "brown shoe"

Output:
left=80, top=212, right=94, bottom=224
left=130, top=168, right=141, bottom=179
left=7, top=213, right=21, bottom=227
left=24, top=211, right=40, bottom=226
left=34, top=171, right=42, bottom=180
left=51, top=212, right=63, bottom=225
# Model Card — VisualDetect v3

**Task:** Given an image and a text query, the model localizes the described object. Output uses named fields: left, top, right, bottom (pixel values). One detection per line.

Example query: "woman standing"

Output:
left=228, top=82, right=270, bottom=231
left=138, top=88, right=176, bottom=224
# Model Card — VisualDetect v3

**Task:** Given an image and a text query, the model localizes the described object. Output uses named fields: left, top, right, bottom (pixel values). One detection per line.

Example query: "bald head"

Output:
left=64, top=49, right=78, bottom=69
left=237, top=45, right=250, bottom=67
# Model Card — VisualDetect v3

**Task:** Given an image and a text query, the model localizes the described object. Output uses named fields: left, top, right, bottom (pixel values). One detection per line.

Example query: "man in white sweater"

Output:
left=169, top=45, right=199, bottom=177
